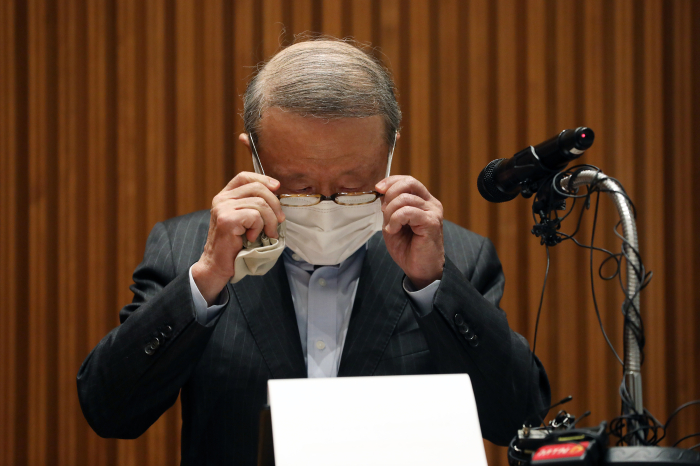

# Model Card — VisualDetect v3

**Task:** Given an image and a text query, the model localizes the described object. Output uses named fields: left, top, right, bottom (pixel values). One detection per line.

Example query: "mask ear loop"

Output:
left=248, top=133, right=265, bottom=176
left=385, top=131, right=398, bottom=178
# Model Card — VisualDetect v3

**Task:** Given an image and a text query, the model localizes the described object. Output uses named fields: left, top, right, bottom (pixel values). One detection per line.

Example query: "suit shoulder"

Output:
left=153, top=210, right=211, bottom=273
left=160, top=210, right=210, bottom=234
left=443, top=219, right=488, bottom=248
left=442, top=219, right=498, bottom=271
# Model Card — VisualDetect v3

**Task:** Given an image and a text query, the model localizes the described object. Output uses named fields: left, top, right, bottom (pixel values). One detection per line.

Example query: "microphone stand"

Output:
left=558, top=170, right=644, bottom=444
left=546, top=170, right=700, bottom=464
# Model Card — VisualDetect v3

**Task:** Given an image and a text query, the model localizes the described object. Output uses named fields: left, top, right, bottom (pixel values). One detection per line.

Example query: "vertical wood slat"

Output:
left=233, top=0, right=256, bottom=174
left=2, top=1, right=700, bottom=465
left=56, top=1, right=81, bottom=464
left=695, top=1, right=700, bottom=438
left=376, top=0, right=403, bottom=173
left=321, top=0, right=343, bottom=38
left=175, top=0, right=198, bottom=217
left=669, top=0, right=696, bottom=444
left=26, top=0, right=51, bottom=463
left=200, top=0, right=226, bottom=205
left=436, top=0, right=460, bottom=221
left=406, top=0, right=431, bottom=191
left=291, top=0, right=313, bottom=36
left=0, top=1, right=18, bottom=464
left=262, top=0, right=285, bottom=58
left=350, top=0, right=373, bottom=44
left=144, top=0, right=168, bottom=230
left=463, top=0, right=494, bottom=240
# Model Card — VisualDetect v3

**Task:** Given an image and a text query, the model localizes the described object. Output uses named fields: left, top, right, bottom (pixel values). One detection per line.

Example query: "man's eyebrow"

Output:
left=284, top=168, right=367, bottom=180
left=284, top=173, right=309, bottom=182
left=333, top=167, right=369, bottom=178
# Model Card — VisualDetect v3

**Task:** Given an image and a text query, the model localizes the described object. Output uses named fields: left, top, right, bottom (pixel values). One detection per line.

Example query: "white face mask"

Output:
left=249, top=131, right=396, bottom=266
left=282, top=200, right=383, bottom=265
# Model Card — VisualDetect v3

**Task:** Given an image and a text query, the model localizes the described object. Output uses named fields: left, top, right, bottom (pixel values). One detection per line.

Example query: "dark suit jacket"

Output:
left=78, top=210, right=550, bottom=465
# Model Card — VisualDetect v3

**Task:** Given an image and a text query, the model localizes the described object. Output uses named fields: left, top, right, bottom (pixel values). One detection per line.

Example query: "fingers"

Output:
left=213, top=172, right=285, bottom=241
left=385, top=206, right=440, bottom=236
left=229, top=208, right=265, bottom=241
left=218, top=181, right=285, bottom=223
left=382, top=192, right=428, bottom=223
left=239, top=210, right=266, bottom=243
left=213, top=204, right=266, bottom=243
left=216, top=197, right=280, bottom=239
left=376, top=175, right=432, bottom=208
left=378, top=176, right=443, bottom=237
left=224, top=171, right=280, bottom=193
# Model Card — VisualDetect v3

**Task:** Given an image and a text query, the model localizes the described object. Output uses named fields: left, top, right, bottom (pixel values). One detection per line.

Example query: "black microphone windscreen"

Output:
left=477, top=158, right=519, bottom=203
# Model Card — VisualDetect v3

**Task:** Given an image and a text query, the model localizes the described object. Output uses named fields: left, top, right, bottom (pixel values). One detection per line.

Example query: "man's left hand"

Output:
left=376, top=175, right=445, bottom=290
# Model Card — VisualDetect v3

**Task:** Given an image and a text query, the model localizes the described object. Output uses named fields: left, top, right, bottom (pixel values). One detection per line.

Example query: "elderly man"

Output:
left=78, top=39, right=550, bottom=465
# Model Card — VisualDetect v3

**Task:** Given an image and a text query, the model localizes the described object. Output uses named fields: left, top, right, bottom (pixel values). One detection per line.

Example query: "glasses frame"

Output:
left=248, top=130, right=397, bottom=207
left=277, top=191, right=384, bottom=206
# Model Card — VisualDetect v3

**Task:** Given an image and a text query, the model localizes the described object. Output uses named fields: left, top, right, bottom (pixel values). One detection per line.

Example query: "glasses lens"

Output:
left=335, top=192, right=379, bottom=205
left=278, top=195, right=321, bottom=207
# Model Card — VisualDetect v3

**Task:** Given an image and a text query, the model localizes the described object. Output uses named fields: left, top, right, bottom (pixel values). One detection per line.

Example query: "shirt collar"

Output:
left=282, top=245, right=367, bottom=274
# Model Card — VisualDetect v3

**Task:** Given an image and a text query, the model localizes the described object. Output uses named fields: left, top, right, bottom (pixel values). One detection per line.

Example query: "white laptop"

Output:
left=267, top=373, right=488, bottom=466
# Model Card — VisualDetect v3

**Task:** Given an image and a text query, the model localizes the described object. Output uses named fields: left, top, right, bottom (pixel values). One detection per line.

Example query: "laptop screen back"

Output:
left=267, top=373, right=488, bottom=466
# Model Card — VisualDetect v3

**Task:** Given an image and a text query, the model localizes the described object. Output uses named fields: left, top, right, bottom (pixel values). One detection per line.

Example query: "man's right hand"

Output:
left=191, top=172, right=285, bottom=305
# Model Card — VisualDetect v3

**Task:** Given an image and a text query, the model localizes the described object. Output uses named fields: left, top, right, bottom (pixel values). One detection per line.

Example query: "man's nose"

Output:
left=318, top=185, right=335, bottom=198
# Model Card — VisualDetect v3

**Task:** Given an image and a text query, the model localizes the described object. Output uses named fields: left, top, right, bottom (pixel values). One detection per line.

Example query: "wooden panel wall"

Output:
left=1, top=1, right=699, bottom=465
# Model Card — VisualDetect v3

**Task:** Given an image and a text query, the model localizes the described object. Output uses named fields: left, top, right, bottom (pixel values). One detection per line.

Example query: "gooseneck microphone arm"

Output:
left=558, top=170, right=645, bottom=445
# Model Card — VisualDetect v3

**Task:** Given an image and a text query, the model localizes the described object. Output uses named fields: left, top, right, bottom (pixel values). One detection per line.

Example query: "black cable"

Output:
left=586, top=190, right=624, bottom=365
left=673, top=432, right=700, bottom=448
left=569, top=411, right=592, bottom=429
left=664, top=400, right=700, bottom=431
left=532, top=245, right=549, bottom=356
left=558, top=169, right=650, bottom=365
left=552, top=180, right=624, bottom=365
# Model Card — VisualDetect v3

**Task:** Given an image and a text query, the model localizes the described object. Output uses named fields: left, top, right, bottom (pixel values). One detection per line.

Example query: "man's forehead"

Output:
left=259, top=108, right=385, bottom=134
left=266, top=142, right=383, bottom=172
left=257, top=109, right=387, bottom=151
left=278, top=164, right=375, bottom=180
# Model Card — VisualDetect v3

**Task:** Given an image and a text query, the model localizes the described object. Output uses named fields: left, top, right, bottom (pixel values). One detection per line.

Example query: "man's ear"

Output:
left=238, top=133, right=251, bottom=152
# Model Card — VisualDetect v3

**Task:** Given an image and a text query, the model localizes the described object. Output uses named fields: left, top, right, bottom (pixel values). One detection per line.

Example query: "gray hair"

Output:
left=243, top=37, right=402, bottom=147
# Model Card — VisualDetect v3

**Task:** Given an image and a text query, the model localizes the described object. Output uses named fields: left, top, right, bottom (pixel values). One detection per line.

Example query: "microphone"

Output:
left=477, top=127, right=595, bottom=203
left=537, top=395, right=574, bottom=427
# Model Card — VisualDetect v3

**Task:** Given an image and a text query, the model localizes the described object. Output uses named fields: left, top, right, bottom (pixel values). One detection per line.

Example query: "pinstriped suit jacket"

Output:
left=78, top=210, right=550, bottom=465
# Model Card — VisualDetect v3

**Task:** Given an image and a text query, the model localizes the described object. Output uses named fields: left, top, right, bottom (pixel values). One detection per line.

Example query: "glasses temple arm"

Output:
left=248, top=134, right=265, bottom=176
left=386, top=131, right=397, bottom=178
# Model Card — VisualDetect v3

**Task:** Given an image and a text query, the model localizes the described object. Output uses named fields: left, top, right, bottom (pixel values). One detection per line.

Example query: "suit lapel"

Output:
left=338, top=232, right=408, bottom=377
left=232, top=258, right=307, bottom=379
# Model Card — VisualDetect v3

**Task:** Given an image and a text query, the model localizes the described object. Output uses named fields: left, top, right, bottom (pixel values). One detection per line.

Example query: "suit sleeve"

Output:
left=411, top=237, right=551, bottom=446
left=77, top=222, right=219, bottom=439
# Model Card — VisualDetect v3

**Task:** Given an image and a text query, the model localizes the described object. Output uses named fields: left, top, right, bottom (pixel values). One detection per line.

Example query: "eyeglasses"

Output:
left=248, top=131, right=397, bottom=208
left=277, top=191, right=383, bottom=207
